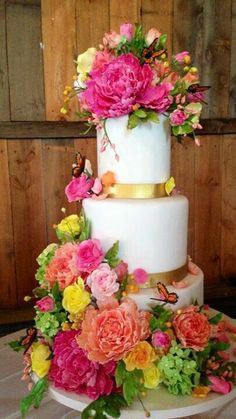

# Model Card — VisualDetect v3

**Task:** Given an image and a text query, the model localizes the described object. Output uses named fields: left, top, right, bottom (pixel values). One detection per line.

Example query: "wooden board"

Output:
left=76, top=0, right=109, bottom=52
left=141, top=0, right=173, bottom=55
left=7, top=139, right=47, bottom=306
left=0, top=1, right=10, bottom=121
left=110, top=0, right=141, bottom=30
left=41, top=0, right=77, bottom=120
left=229, top=0, right=236, bottom=117
left=42, top=139, right=77, bottom=243
left=221, top=134, right=236, bottom=280
left=194, top=135, right=222, bottom=287
left=6, top=0, right=45, bottom=121
left=171, top=138, right=196, bottom=258
left=0, top=140, right=17, bottom=308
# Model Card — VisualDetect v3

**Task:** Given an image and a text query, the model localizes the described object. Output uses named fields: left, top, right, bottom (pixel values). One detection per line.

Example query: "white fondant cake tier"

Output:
left=129, top=270, right=204, bottom=311
left=83, top=195, right=188, bottom=273
left=97, top=114, right=171, bottom=183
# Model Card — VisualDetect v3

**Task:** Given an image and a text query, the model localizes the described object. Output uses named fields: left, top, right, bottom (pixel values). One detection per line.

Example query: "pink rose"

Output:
left=175, top=51, right=190, bottom=64
left=77, top=239, right=104, bottom=273
left=35, top=296, right=54, bottom=312
left=133, top=268, right=148, bottom=285
left=114, top=261, right=128, bottom=281
left=152, top=330, right=171, bottom=351
left=65, top=174, right=94, bottom=202
left=120, top=23, right=133, bottom=41
left=81, top=54, right=153, bottom=118
left=103, top=31, right=121, bottom=48
left=77, top=298, right=142, bottom=363
left=139, top=311, right=152, bottom=340
left=92, top=49, right=114, bottom=73
left=170, top=109, right=188, bottom=126
left=173, top=305, right=211, bottom=351
left=137, top=82, right=173, bottom=113
left=145, top=27, right=161, bottom=46
left=91, top=177, right=103, bottom=195
left=208, top=375, right=233, bottom=394
left=87, top=263, right=119, bottom=301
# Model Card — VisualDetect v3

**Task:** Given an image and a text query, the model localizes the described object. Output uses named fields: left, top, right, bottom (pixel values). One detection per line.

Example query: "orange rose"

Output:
left=124, top=341, right=157, bottom=371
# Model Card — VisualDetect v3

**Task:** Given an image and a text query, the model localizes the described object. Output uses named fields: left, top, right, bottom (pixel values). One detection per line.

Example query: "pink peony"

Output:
left=35, top=296, right=54, bottom=312
left=208, top=375, right=233, bottom=394
left=65, top=174, right=94, bottom=202
left=77, top=298, right=143, bottom=363
left=152, top=330, right=171, bottom=351
left=45, top=243, right=80, bottom=290
left=77, top=239, right=104, bottom=273
left=133, top=268, right=148, bottom=285
left=81, top=54, right=153, bottom=118
left=137, top=82, right=173, bottom=113
left=175, top=51, right=190, bottom=64
left=49, top=330, right=116, bottom=400
left=114, top=261, right=128, bottom=281
left=87, top=263, right=119, bottom=301
left=170, top=109, right=188, bottom=126
left=145, top=27, right=161, bottom=46
left=120, top=23, right=133, bottom=40
left=92, top=49, right=114, bottom=73
left=173, top=305, right=211, bottom=351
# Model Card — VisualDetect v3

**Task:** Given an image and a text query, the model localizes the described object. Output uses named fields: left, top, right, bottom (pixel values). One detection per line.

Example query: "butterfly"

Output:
left=187, top=83, right=211, bottom=93
left=153, top=282, right=179, bottom=305
left=20, top=327, right=37, bottom=354
left=142, top=38, right=166, bottom=64
left=72, top=152, right=86, bottom=177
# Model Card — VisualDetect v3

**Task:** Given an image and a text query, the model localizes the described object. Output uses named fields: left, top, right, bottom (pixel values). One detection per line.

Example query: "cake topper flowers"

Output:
left=62, top=23, right=208, bottom=149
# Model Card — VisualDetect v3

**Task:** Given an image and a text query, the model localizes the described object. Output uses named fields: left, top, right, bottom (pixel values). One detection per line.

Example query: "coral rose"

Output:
left=77, top=239, right=104, bottom=273
left=123, top=341, right=157, bottom=371
left=65, top=174, right=94, bottom=202
left=87, top=263, right=119, bottom=301
left=77, top=298, right=143, bottom=363
left=45, top=243, right=81, bottom=290
left=49, top=330, right=116, bottom=400
left=173, top=305, right=211, bottom=351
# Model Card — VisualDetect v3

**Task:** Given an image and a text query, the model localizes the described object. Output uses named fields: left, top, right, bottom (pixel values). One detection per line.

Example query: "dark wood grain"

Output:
left=0, top=1, right=10, bottom=121
left=229, top=0, right=236, bottom=117
left=6, top=0, right=45, bottom=120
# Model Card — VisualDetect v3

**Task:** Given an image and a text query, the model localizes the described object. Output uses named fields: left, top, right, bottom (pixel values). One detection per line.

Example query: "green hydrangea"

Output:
left=35, top=243, right=58, bottom=285
left=35, top=311, right=66, bottom=341
left=158, top=340, right=200, bottom=395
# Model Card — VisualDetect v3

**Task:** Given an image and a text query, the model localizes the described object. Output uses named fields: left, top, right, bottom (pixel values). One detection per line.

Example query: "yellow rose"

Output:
left=62, top=278, right=90, bottom=314
left=124, top=341, right=158, bottom=371
left=76, top=47, right=97, bottom=74
left=57, top=214, right=81, bottom=236
left=143, top=363, right=162, bottom=389
left=31, top=342, right=51, bottom=378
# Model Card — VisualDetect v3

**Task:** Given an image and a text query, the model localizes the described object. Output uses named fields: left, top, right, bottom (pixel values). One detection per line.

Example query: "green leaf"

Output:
left=81, top=394, right=127, bottom=419
left=20, top=377, right=48, bottom=418
left=52, top=282, right=61, bottom=302
left=123, top=373, right=138, bottom=405
left=212, top=341, right=230, bottom=352
left=115, top=275, right=128, bottom=302
left=128, top=113, right=140, bottom=129
left=146, top=111, right=159, bottom=123
left=209, top=312, right=223, bottom=325
left=134, top=109, right=147, bottom=118
left=105, top=241, right=120, bottom=268
left=8, top=339, right=25, bottom=352
left=78, top=217, right=91, bottom=242
left=157, top=34, right=167, bottom=49
left=33, top=287, right=48, bottom=299
left=115, top=360, right=126, bottom=386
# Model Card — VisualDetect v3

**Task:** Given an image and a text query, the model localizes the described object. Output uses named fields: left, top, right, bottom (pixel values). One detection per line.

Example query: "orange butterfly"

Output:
left=155, top=282, right=179, bottom=305
left=142, top=38, right=166, bottom=64
left=20, top=327, right=37, bottom=354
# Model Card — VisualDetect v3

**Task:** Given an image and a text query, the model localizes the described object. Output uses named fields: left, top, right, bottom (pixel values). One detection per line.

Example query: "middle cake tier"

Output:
left=83, top=195, right=188, bottom=274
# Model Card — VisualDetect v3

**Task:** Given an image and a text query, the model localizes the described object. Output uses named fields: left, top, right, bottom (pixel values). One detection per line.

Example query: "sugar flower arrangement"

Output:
left=62, top=23, right=205, bottom=152
left=10, top=211, right=236, bottom=418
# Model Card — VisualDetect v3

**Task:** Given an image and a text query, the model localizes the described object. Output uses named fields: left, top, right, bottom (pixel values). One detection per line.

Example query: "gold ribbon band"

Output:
left=103, top=183, right=167, bottom=199
left=130, top=262, right=188, bottom=288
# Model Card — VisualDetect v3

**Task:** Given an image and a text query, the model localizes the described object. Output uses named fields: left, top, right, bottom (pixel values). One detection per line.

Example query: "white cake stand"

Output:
left=48, top=311, right=236, bottom=418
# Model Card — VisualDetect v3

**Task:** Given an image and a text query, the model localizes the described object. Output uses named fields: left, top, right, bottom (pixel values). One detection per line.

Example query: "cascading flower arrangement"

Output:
left=9, top=210, right=236, bottom=418
left=62, top=23, right=205, bottom=151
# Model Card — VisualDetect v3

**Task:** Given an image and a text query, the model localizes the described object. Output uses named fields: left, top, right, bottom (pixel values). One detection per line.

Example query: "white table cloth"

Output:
left=1, top=330, right=236, bottom=419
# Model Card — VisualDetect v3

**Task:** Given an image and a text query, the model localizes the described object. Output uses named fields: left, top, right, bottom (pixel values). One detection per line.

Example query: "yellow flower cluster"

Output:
left=62, top=278, right=90, bottom=315
left=57, top=214, right=81, bottom=237
left=31, top=342, right=51, bottom=378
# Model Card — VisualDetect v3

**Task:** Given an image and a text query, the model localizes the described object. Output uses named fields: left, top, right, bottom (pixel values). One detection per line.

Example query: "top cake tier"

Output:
left=97, top=114, right=171, bottom=184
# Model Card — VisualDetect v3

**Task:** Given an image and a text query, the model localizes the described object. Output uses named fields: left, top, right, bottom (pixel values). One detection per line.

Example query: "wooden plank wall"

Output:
left=0, top=0, right=236, bottom=308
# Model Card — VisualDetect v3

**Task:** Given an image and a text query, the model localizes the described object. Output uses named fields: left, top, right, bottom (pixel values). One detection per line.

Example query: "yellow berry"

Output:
left=141, top=391, right=147, bottom=397
left=165, top=321, right=172, bottom=328
left=184, top=55, right=191, bottom=64
left=183, top=66, right=190, bottom=72
left=163, top=61, right=169, bottom=68
left=122, top=291, right=127, bottom=297
left=24, top=296, right=31, bottom=302
left=161, top=53, right=166, bottom=60
left=190, top=66, right=198, bottom=74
